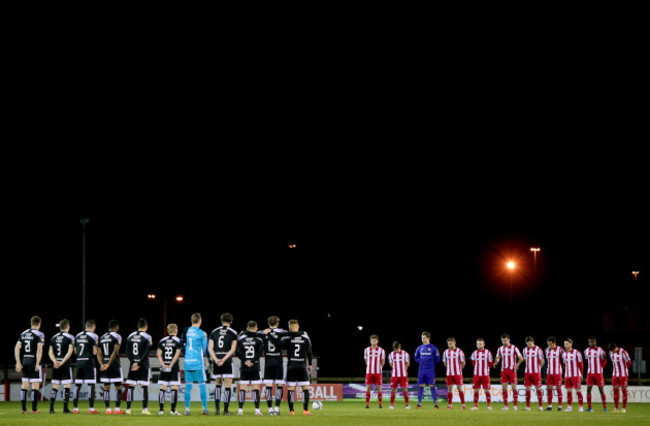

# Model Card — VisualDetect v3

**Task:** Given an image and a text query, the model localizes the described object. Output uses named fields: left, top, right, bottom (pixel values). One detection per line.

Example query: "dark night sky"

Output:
left=2, top=23, right=647, bottom=377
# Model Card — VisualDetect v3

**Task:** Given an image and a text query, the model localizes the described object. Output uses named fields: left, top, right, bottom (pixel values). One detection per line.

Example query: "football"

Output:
left=312, top=400, right=323, bottom=410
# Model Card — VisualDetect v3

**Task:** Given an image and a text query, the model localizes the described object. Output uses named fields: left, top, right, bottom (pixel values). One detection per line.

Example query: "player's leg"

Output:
left=49, top=383, right=60, bottom=413
left=621, top=380, right=628, bottom=411
left=598, top=384, right=607, bottom=411
left=213, top=377, right=222, bottom=414
left=612, top=384, right=620, bottom=411
left=170, top=385, right=180, bottom=414
left=365, top=380, right=372, bottom=407
left=183, top=371, right=194, bottom=414
left=238, top=382, right=247, bottom=414
left=501, top=382, right=509, bottom=409
left=534, top=385, right=543, bottom=410
left=429, top=377, right=438, bottom=408
left=510, top=382, right=518, bottom=410
left=287, top=385, right=296, bottom=414
left=114, top=383, right=124, bottom=413
left=254, top=383, right=262, bottom=414
left=223, top=378, right=234, bottom=414
left=458, top=382, right=466, bottom=408
left=198, top=370, right=208, bottom=414
left=586, top=383, right=593, bottom=410
left=159, top=383, right=168, bottom=414
left=63, top=381, right=72, bottom=413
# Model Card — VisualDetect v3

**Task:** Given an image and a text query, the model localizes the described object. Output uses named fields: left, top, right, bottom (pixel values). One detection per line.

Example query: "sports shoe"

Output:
left=170, top=411, right=181, bottom=415
left=88, top=410, right=100, bottom=414
left=603, top=408, right=608, bottom=412
left=365, top=404, right=370, bottom=409
left=21, top=411, right=28, bottom=415
left=184, top=409, right=190, bottom=416
left=113, top=409, right=125, bottom=415
left=222, top=411, right=233, bottom=416
left=621, top=408, right=626, bottom=413
left=612, top=408, right=620, bottom=413
left=290, top=410, right=295, bottom=416
left=462, top=405, right=466, bottom=410
left=564, top=406, right=572, bottom=412
left=405, top=405, right=411, bottom=409
left=106, top=408, right=112, bottom=415
left=538, top=406, right=544, bottom=411
left=513, top=405, right=518, bottom=411
left=524, top=406, right=531, bottom=411
left=303, top=410, right=312, bottom=416
left=73, top=409, right=79, bottom=414
left=578, top=406, right=584, bottom=412
left=237, top=409, right=243, bottom=416
left=416, top=404, right=422, bottom=409
left=447, top=405, right=453, bottom=410
left=49, top=409, right=55, bottom=414
left=126, top=409, right=132, bottom=415
left=434, top=405, right=439, bottom=409
left=202, top=410, right=209, bottom=416
left=502, top=406, right=509, bottom=411
left=255, top=410, right=263, bottom=416
left=63, top=409, right=73, bottom=414
left=487, top=406, right=493, bottom=410
left=586, top=408, right=593, bottom=412
left=141, top=410, right=152, bottom=415
left=546, top=406, right=553, bottom=411
left=470, top=406, right=478, bottom=410
left=30, top=411, right=40, bottom=414
left=159, top=410, right=165, bottom=415
left=389, top=405, right=395, bottom=409
left=557, top=407, right=563, bottom=411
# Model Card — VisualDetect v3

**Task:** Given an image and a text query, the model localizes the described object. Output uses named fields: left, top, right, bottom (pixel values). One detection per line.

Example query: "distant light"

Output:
left=147, top=294, right=157, bottom=300
left=632, top=271, right=639, bottom=279
left=507, top=261, right=515, bottom=269
left=288, top=244, right=297, bottom=249
left=175, top=295, right=184, bottom=302
left=530, top=248, right=541, bottom=252
left=357, top=325, right=363, bottom=331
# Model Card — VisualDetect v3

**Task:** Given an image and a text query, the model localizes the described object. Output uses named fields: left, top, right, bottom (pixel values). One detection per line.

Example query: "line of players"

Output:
left=14, top=313, right=314, bottom=416
left=364, top=332, right=633, bottom=413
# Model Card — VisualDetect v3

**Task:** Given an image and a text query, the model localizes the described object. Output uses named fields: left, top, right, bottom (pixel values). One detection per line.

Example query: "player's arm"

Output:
left=169, top=348, right=181, bottom=369
left=208, top=339, right=218, bottom=364
left=48, top=345, right=58, bottom=366
left=381, top=351, right=386, bottom=368
left=14, top=341, right=23, bottom=371
left=106, top=341, right=120, bottom=368
left=157, top=348, right=165, bottom=368
left=306, top=341, right=313, bottom=374
left=221, top=339, right=238, bottom=364
left=61, top=343, right=74, bottom=367
left=414, top=347, right=421, bottom=364
left=515, top=353, right=523, bottom=370
left=97, top=345, right=105, bottom=368
left=600, top=350, right=607, bottom=368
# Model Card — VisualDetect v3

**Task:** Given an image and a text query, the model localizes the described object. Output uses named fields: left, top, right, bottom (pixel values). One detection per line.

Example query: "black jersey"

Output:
left=264, top=328, right=286, bottom=361
left=50, top=332, right=75, bottom=367
left=209, top=326, right=238, bottom=365
left=280, top=332, right=313, bottom=367
left=99, top=331, right=122, bottom=364
left=158, top=335, right=182, bottom=373
left=237, top=334, right=264, bottom=372
left=74, top=330, right=99, bottom=364
left=126, top=331, right=153, bottom=368
left=18, top=328, right=45, bottom=361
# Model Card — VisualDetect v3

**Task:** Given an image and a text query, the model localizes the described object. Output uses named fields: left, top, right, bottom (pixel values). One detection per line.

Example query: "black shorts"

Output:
left=286, top=365, right=309, bottom=386
left=240, top=369, right=261, bottom=384
left=159, top=370, right=181, bottom=386
left=51, top=365, right=74, bottom=385
left=126, top=365, right=151, bottom=386
left=99, top=363, right=123, bottom=384
left=211, top=362, right=234, bottom=379
left=263, top=358, right=285, bottom=384
left=75, top=362, right=97, bottom=384
left=21, top=357, right=43, bottom=383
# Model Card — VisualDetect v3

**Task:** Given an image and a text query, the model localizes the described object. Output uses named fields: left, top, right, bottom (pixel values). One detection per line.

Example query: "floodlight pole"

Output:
left=81, top=218, right=90, bottom=327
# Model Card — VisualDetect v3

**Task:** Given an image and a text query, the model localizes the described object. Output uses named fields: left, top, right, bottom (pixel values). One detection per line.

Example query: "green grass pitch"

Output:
left=1, top=401, right=650, bottom=425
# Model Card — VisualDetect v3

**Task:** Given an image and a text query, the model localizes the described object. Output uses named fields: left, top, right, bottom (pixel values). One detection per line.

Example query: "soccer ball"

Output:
left=312, top=401, right=323, bottom=410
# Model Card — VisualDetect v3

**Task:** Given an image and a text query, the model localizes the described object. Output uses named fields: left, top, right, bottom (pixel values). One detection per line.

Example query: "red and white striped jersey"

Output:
left=496, top=345, right=522, bottom=371
left=388, top=350, right=410, bottom=378
left=609, top=348, right=631, bottom=378
left=364, top=346, right=385, bottom=375
left=523, top=345, right=544, bottom=374
left=443, top=348, right=465, bottom=376
left=470, top=349, right=493, bottom=376
left=545, top=346, right=564, bottom=375
left=562, top=349, right=583, bottom=378
left=584, top=346, right=606, bottom=375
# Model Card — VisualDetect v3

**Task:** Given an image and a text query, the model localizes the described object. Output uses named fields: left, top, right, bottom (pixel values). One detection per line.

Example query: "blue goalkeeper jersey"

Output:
left=184, top=326, right=208, bottom=371
left=415, top=343, right=441, bottom=372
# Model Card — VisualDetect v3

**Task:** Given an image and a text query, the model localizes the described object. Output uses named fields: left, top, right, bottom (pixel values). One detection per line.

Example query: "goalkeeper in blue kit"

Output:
left=414, top=331, right=441, bottom=409
left=184, top=313, right=209, bottom=415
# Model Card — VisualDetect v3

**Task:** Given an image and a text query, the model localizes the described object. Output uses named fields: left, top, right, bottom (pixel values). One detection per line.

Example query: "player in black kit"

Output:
left=125, top=318, right=153, bottom=415
left=275, top=319, right=313, bottom=416
left=48, top=319, right=75, bottom=413
left=15, top=316, right=45, bottom=414
left=157, top=323, right=183, bottom=415
left=98, top=319, right=124, bottom=414
left=73, top=319, right=100, bottom=414
left=236, top=321, right=265, bottom=416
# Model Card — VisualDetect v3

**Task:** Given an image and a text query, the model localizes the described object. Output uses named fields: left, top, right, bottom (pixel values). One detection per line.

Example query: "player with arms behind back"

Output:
left=15, top=316, right=45, bottom=414
left=73, top=319, right=100, bottom=414
left=208, top=312, right=238, bottom=415
left=364, top=334, right=385, bottom=409
left=443, top=337, right=465, bottom=410
left=522, top=336, right=544, bottom=411
left=494, top=333, right=523, bottom=411
left=48, top=319, right=75, bottom=414
left=125, top=318, right=153, bottom=415
left=562, top=338, right=584, bottom=412
left=157, top=323, right=183, bottom=415
left=98, top=319, right=124, bottom=414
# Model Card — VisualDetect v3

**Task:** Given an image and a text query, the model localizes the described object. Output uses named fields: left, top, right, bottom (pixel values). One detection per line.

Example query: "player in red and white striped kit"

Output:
left=522, top=336, right=544, bottom=411
left=545, top=336, right=564, bottom=411
left=562, top=338, right=584, bottom=412
left=494, top=334, right=523, bottom=411
left=469, top=338, right=493, bottom=411
left=608, top=342, right=631, bottom=413
left=364, top=335, right=385, bottom=408
left=584, top=336, right=608, bottom=412
left=388, top=341, right=410, bottom=409
left=442, top=337, right=465, bottom=410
